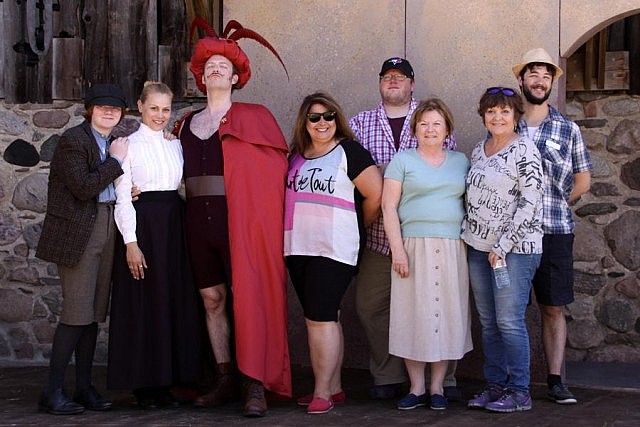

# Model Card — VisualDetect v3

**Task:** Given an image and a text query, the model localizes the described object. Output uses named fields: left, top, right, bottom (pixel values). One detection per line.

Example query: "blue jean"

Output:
left=467, top=247, right=541, bottom=393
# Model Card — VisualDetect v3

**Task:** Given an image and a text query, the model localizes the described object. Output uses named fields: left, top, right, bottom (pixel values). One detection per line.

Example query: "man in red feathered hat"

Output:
left=174, top=26, right=291, bottom=417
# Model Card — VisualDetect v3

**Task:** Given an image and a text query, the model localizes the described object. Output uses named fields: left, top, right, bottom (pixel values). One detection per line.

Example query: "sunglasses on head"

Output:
left=486, top=87, right=517, bottom=96
left=307, top=111, right=337, bottom=123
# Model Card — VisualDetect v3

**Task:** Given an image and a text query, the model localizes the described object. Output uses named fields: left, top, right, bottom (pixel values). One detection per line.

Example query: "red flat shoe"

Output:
left=297, top=390, right=345, bottom=406
left=307, top=396, right=334, bottom=414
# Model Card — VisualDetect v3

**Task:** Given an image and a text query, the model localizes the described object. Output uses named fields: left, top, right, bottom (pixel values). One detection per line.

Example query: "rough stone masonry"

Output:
left=0, top=94, right=639, bottom=365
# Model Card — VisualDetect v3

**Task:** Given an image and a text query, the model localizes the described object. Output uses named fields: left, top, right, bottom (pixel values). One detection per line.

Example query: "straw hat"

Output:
left=512, top=48, right=564, bottom=78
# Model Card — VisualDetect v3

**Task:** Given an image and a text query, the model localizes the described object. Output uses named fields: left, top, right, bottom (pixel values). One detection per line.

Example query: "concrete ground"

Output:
left=1, top=364, right=639, bottom=426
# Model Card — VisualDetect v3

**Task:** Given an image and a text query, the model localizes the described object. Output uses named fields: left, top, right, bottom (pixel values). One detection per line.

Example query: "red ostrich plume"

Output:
left=189, top=17, right=288, bottom=92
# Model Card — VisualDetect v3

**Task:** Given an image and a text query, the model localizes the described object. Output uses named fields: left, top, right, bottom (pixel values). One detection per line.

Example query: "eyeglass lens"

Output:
left=381, top=74, right=407, bottom=82
left=307, top=111, right=336, bottom=123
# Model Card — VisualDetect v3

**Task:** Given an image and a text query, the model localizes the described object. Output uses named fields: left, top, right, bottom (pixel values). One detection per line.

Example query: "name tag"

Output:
left=545, top=139, right=561, bottom=150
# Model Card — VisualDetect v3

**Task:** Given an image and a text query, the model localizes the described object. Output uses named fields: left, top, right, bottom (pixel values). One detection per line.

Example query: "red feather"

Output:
left=189, top=17, right=218, bottom=44
left=222, top=20, right=244, bottom=38
left=226, top=28, right=289, bottom=79
left=191, top=17, right=289, bottom=80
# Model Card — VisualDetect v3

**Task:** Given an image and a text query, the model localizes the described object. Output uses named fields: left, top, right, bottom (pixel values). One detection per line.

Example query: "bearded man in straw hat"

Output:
left=513, top=47, right=592, bottom=406
left=174, top=21, right=291, bottom=417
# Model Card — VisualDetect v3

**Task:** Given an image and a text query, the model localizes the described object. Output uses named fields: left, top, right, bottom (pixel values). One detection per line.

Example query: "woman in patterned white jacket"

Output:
left=462, top=87, right=544, bottom=414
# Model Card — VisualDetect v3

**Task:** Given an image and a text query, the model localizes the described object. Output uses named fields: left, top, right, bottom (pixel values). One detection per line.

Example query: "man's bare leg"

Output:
left=194, top=283, right=235, bottom=407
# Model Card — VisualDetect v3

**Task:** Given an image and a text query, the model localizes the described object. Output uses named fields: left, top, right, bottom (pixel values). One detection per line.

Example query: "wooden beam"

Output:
left=597, top=29, right=607, bottom=89
left=585, top=38, right=595, bottom=90
left=0, top=1, right=5, bottom=99
left=159, top=0, right=187, bottom=98
left=82, top=0, right=110, bottom=86
left=105, top=0, right=148, bottom=107
left=626, top=14, right=640, bottom=95
left=52, top=37, right=83, bottom=100
left=51, top=0, right=82, bottom=100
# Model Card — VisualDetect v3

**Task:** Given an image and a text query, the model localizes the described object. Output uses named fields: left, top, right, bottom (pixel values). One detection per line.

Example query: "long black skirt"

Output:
left=108, top=191, right=201, bottom=390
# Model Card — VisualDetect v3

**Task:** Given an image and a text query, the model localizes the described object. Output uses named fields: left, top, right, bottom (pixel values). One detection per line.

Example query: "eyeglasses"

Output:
left=486, top=87, right=517, bottom=96
left=307, top=111, right=337, bottom=123
left=380, top=74, right=408, bottom=82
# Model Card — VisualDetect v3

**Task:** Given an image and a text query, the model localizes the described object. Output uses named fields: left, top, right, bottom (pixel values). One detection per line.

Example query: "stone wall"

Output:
left=1, top=101, right=79, bottom=364
left=0, top=100, right=160, bottom=365
left=1, top=94, right=639, bottom=367
left=564, top=93, right=640, bottom=362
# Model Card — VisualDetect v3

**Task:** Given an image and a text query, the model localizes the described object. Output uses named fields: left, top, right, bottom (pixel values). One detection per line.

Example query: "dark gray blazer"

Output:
left=36, top=121, right=124, bottom=267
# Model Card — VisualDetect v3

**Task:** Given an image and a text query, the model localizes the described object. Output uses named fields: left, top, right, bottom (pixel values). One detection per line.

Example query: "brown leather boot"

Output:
left=193, top=362, right=237, bottom=407
left=242, top=379, right=267, bottom=417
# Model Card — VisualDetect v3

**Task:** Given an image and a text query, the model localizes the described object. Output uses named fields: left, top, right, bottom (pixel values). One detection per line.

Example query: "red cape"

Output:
left=219, top=102, right=291, bottom=398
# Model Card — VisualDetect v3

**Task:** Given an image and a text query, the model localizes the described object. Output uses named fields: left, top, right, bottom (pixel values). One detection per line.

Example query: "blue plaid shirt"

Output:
left=517, top=105, right=592, bottom=234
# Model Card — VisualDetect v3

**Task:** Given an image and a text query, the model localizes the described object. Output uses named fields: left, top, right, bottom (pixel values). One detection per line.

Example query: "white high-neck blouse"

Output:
left=114, top=123, right=184, bottom=243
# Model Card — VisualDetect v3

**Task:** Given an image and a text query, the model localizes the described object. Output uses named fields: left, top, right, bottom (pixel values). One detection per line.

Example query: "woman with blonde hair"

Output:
left=108, top=82, right=201, bottom=409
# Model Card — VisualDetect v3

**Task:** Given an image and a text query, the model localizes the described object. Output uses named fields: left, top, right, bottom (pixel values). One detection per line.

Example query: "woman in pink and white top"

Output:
left=285, top=92, right=382, bottom=414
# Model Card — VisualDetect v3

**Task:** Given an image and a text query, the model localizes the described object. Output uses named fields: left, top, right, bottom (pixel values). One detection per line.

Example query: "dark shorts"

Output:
left=185, top=219, right=231, bottom=289
left=532, top=233, right=575, bottom=306
left=286, top=255, right=356, bottom=322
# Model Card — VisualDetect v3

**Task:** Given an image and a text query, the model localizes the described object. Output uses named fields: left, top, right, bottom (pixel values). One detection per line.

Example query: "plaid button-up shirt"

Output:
left=349, top=98, right=457, bottom=255
left=517, top=105, right=592, bottom=234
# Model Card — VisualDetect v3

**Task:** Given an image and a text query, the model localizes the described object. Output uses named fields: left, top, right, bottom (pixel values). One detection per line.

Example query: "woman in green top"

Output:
left=382, top=98, right=472, bottom=411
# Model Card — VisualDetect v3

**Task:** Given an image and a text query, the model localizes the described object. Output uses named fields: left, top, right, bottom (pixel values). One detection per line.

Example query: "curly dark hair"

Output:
left=477, top=87, right=524, bottom=125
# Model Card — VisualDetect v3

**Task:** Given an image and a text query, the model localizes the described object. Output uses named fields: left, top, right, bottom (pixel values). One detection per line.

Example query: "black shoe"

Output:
left=136, top=395, right=159, bottom=410
left=38, top=388, right=85, bottom=415
left=134, top=388, right=159, bottom=410
left=368, top=383, right=403, bottom=400
left=157, top=391, right=181, bottom=408
left=548, top=383, right=577, bottom=404
left=74, top=386, right=113, bottom=411
left=444, top=386, right=463, bottom=402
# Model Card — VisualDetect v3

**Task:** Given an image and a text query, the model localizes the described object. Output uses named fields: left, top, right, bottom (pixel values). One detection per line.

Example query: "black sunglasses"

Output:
left=307, top=111, right=337, bottom=123
left=486, top=87, right=517, bottom=96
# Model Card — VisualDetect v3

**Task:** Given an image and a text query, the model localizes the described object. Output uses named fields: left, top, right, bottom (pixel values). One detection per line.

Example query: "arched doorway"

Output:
left=560, top=10, right=640, bottom=389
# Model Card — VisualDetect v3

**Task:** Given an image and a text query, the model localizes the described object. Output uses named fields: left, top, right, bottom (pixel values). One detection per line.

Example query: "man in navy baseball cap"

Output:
left=379, top=57, right=414, bottom=80
left=349, top=55, right=462, bottom=404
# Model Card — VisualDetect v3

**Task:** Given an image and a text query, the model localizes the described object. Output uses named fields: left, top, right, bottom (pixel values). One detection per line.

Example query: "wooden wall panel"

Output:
left=3, top=1, right=22, bottom=103
left=159, top=0, right=188, bottom=97
left=627, top=15, right=640, bottom=94
left=82, top=0, right=110, bottom=86
left=51, top=0, right=83, bottom=99
left=0, top=1, right=4, bottom=99
left=0, top=0, right=199, bottom=104
left=53, top=0, right=82, bottom=37
left=52, top=37, right=84, bottom=100
left=108, top=0, right=153, bottom=108
left=145, top=0, right=159, bottom=84
left=15, top=0, right=55, bottom=103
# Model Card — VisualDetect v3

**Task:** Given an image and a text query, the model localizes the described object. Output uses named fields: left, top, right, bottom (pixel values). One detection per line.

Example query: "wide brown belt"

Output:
left=185, top=175, right=226, bottom=198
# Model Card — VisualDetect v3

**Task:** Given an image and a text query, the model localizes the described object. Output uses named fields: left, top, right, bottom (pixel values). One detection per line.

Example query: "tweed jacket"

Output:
left=36, top=121, right=124, bottom=267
